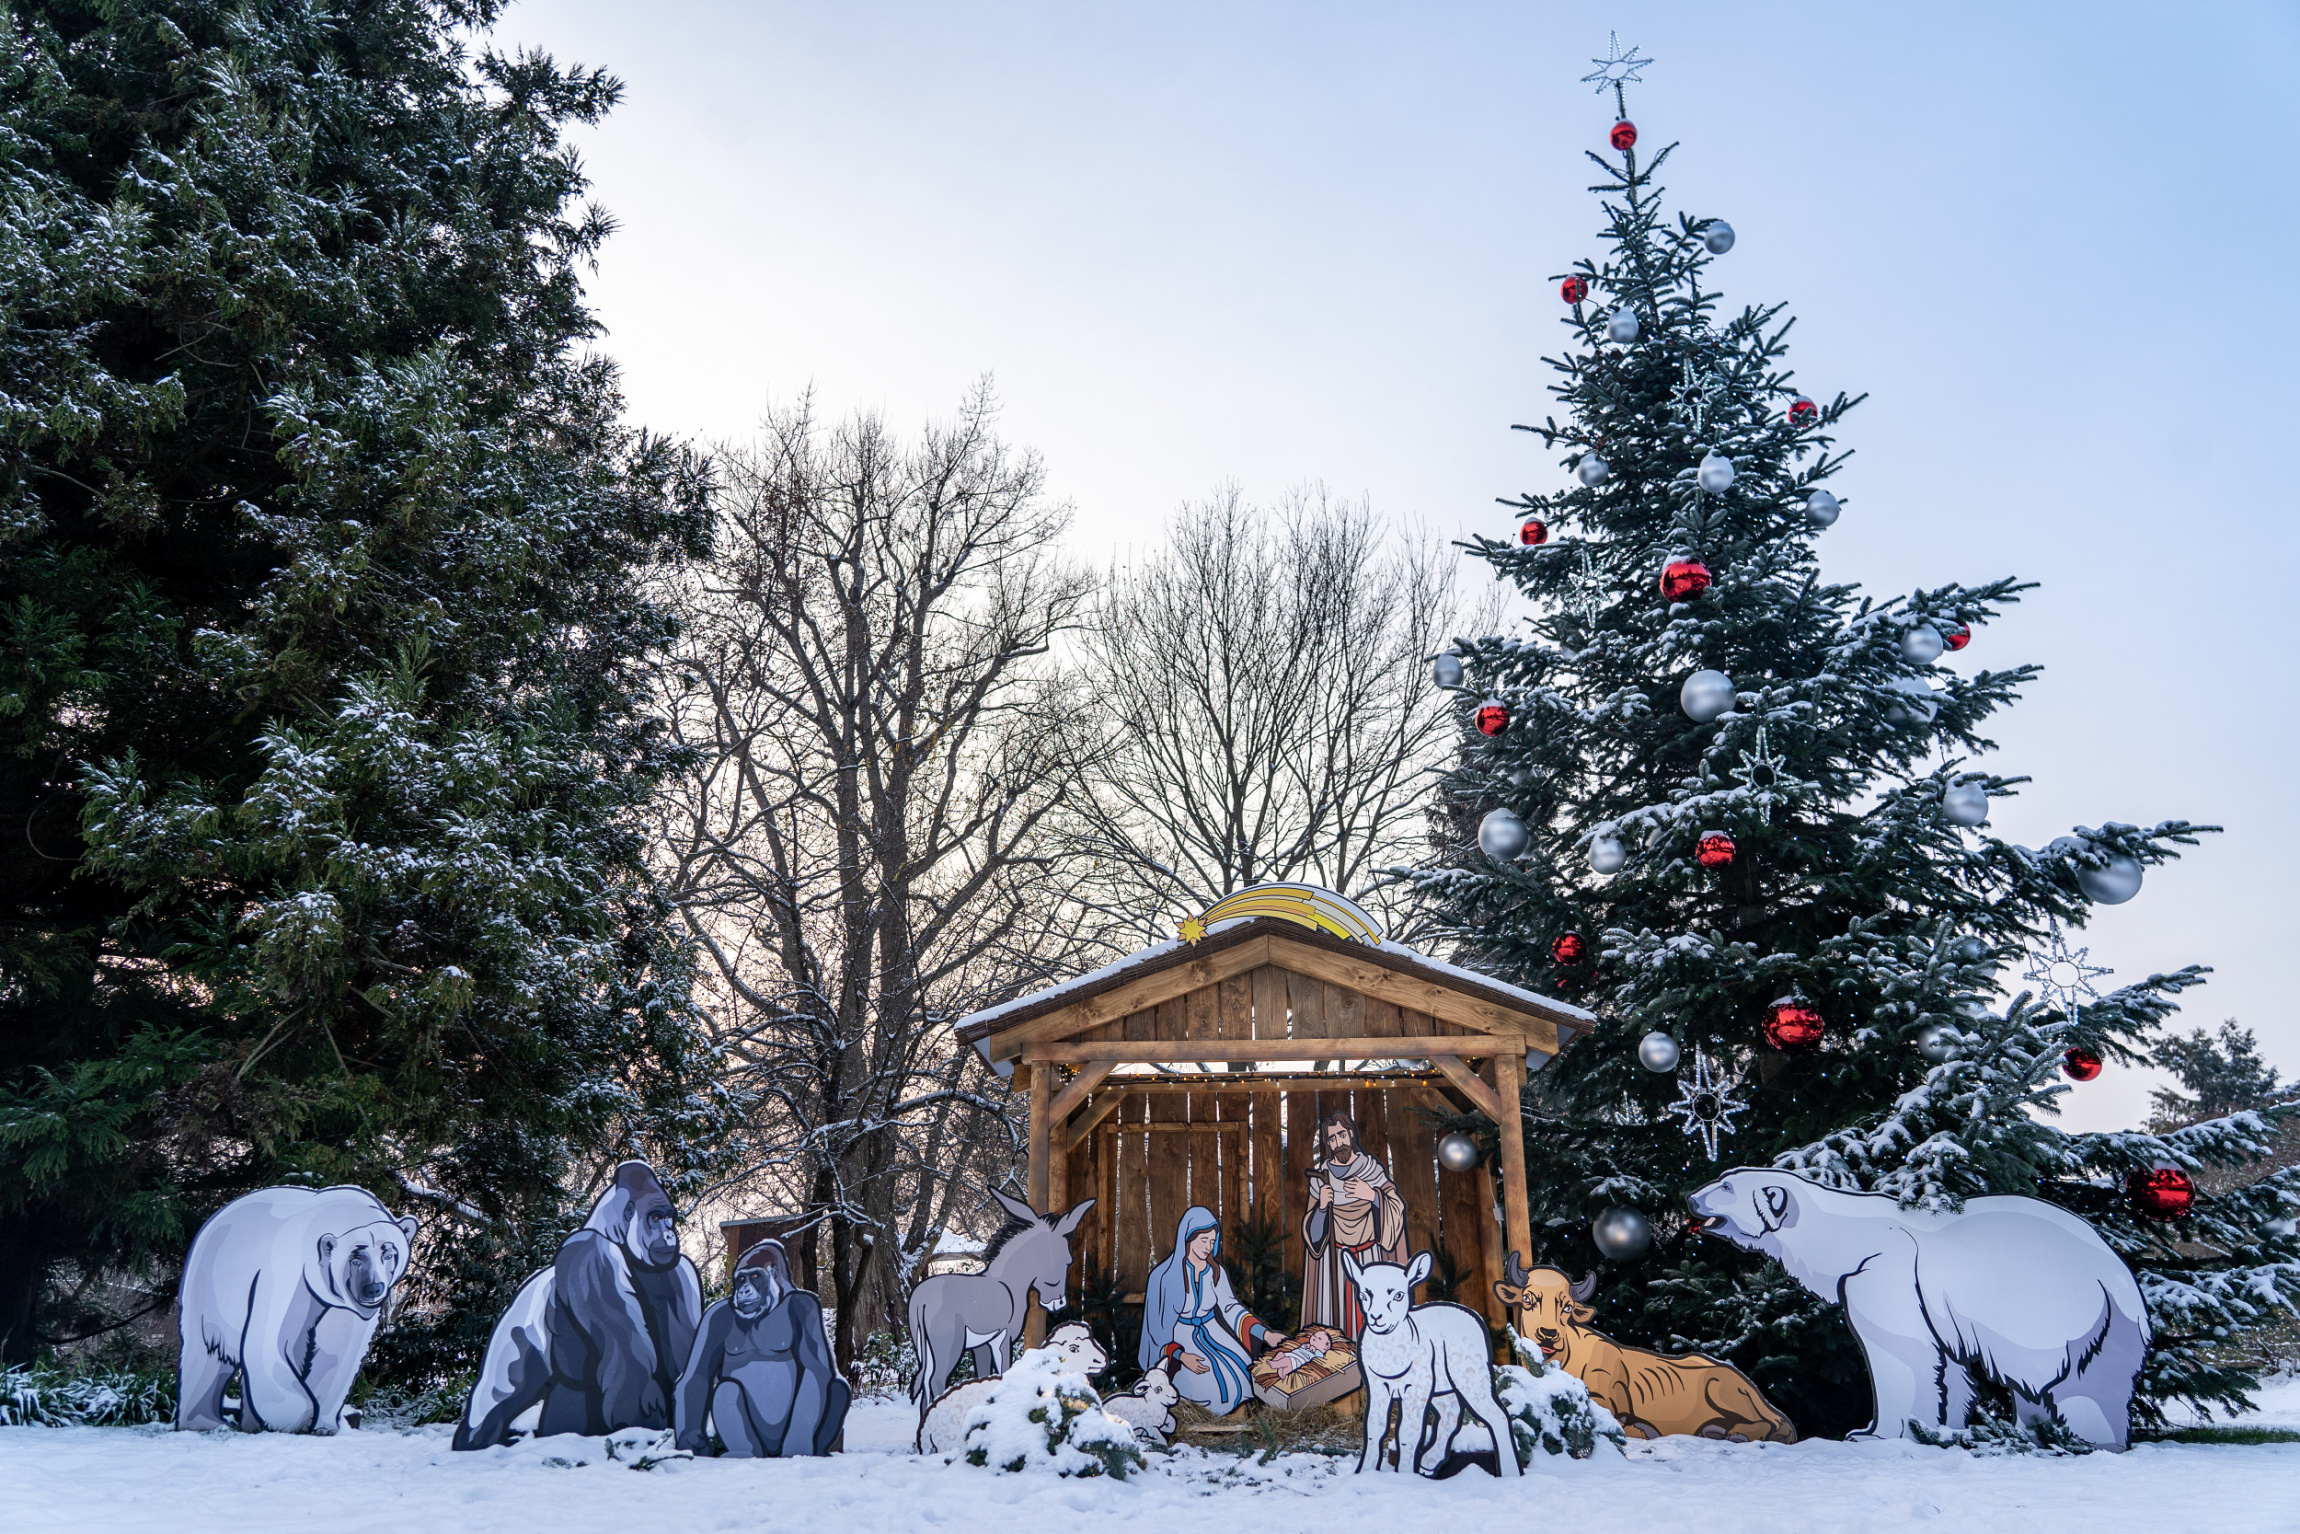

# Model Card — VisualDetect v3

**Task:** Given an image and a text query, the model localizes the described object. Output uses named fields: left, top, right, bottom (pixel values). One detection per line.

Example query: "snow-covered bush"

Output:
left=959, top=1347, right=1143, bottom=1478
left=1497, top=1336, right=1625, bottom=1462
left=0, top=1364, right=174, bottom=1427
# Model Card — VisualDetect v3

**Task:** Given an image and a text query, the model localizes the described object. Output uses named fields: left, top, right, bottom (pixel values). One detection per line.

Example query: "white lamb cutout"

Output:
left=917, top=1321, right=1107, bottom=1454
left=1099, top=1366, right=1179, bottom=1446
left=1688, top=1168, right=2150, bottom=1450
left=1341, top=1249, right=1521, bottom=1478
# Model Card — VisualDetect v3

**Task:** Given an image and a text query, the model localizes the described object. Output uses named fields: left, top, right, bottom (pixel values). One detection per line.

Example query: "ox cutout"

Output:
left=454, top=1160, right=704, bottom=1449
left=917, top=1320, right=1110, bottom=1454
left=1341, top=1248, right=1520, bottom=1478
left=1493, top=1253, right=1794, bottom=1442
left=177, top=1185, right=419, bottom=1433
left=1689, top=1168, right=2150, bottom=1450
left=907, top=1191, right=1094, bottom=1421
left=677, top=1238, right=850, bottom=1456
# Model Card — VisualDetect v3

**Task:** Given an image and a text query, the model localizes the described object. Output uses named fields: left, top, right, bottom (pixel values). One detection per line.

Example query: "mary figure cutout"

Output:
left=1140, top=1206, right=1282, bottom=1416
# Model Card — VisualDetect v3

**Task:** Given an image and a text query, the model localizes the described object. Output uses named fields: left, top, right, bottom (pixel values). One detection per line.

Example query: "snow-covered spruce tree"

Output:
left=0, top=0, right=740, bottom=1377
left=1412, top=87, right=2295, bottom=1437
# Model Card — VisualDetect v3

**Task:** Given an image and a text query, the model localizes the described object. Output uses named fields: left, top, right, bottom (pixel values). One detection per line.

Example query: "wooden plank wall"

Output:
left=1060, top=967, right=1509, bottom=1327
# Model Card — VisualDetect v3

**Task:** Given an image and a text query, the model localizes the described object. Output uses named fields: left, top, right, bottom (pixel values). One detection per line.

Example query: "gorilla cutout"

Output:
left=675, top=1238, right=851, bottom=1456
left=176, top=1185, right=419, bottom=1433
left=454, top=1160, right=704, bottom=1450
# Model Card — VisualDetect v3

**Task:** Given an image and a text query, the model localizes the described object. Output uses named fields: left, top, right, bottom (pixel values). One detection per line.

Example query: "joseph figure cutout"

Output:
left=1299, top=1109, right=1408, bottom=1338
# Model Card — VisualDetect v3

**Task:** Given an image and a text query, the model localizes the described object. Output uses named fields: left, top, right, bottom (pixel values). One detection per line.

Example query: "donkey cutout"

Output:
left=907, top=1191, right=1094, bottom=1420
left=1342, top=1248, right=1520, bottom=1478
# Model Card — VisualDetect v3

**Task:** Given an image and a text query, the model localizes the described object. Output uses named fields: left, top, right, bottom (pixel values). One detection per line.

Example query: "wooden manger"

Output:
left=957, top=885, right=1592, bottom=1361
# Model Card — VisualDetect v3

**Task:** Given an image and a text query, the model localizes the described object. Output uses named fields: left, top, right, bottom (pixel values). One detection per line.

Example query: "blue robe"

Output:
left=1139, top=1206, right=1268, bottom=1415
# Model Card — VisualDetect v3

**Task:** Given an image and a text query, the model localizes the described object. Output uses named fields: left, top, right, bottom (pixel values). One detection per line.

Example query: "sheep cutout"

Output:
left=1100, top=1365, right=1181, bottom=1447
left=1688, top=1168, right=2150, bottom=1449
left=176, top=1185, right=418, bottom=1433
left=1340, top=1248, right=1520, bottom=1477
left=916, top=1321, right=1109, bottom=1454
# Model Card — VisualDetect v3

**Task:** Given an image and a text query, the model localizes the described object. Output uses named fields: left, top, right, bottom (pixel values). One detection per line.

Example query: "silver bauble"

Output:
left=1432, top=653, right=1464, bottom=689
left=1804, top=489, right=1841, bottom=528
left=2076, top=853, right=2144, bottom=905
left=1680, top=668, right=1736, bottom=723
left=1436, top=1131, right=1481, bottom=1173
left=1952, top=936, right=1989, bottom=964
left=1697, top=451, right=1737, bottom=494
left=1588, top=832, right=1628, bottom=875
left=1637, top=1030, right=1681, bottom=1072
left=1702, top=220, right=1736, bottom=254
left=1576, top=452, right=1610, bottom=487
left=1884, top=676, right=1938, bottom=726
left=1478, top=807, right=1529, bottom=860
left=1941, top=781, right=1990, bottom=827
left=1592, top=1206, right=1653, bottom=1261
left=1901, top=624, right=1945, bottom=664
left=1606, top=307, right=1641, bottom=345
left=1915, top=1023, right=1958, bottom=1064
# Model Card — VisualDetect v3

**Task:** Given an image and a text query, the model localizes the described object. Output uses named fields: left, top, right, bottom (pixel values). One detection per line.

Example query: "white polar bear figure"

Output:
left=1688, top=1168, right=2149, bottom=1449
left=176, top=1185, right=418, bottom=1433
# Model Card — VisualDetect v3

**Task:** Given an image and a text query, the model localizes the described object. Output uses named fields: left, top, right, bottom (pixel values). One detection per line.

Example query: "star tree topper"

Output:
left=1582, top=33, right=1653, bottom=117
left=2023, top=922, right=2111, bottom=1024
left=1668, top=1048, right=1746, bottom=1161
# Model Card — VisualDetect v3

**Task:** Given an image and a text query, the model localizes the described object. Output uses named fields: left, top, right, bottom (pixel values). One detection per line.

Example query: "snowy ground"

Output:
left=6, top=1385, right=2298, bottom=1534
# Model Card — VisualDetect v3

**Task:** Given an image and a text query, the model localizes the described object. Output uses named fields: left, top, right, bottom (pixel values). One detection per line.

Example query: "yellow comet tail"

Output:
left=1182, top=884, right=1384, bottom=946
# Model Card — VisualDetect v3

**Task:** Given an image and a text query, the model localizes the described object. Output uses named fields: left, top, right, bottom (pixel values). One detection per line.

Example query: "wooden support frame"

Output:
left=1428, top=1054, right=1505, bottom=1121
left=1022, top=1035, right=1522, bottom=1065
left=1047, top=1059, right=1116, bottom=1125
left=1494, top=1052, right=1533, bottom=1289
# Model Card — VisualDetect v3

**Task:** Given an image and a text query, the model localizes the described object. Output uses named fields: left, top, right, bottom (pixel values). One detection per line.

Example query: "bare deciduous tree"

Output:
left=1077, top=485, right=1496, bottom=942
left=656, top=387, right=1112, bottom=1367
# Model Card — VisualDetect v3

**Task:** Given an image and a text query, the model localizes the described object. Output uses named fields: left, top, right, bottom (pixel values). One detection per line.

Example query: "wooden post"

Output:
left=1494, top=1051, right=1533, bottom=1302
left=1025, top=1062, right=1050, bottom=1347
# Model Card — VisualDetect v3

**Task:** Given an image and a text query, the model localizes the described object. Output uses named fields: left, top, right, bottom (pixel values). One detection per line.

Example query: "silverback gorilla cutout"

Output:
left=676, top=1239, right=851, bottom=1456
left=453, top=1160, right=703, bottom=1450
left=176, top=1185, right=418, bottom=1433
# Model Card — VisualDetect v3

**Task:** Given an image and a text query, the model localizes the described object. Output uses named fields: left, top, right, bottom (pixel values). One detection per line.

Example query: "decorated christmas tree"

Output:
left=1414, top=39, right=2300, bottom=1438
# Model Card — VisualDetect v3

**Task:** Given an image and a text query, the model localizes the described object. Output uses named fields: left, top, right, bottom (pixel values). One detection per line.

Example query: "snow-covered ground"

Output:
left=6, top=1388, right=2298, bottom=1534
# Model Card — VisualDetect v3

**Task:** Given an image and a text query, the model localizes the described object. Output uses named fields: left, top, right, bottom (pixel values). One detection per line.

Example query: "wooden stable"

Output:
left=958, top=895, right=1592, bottom=1348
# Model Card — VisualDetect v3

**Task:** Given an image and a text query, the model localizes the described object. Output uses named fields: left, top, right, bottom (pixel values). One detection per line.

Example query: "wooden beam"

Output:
left=1047, top=1059, right=1117, bottom=1125
left=1100, top=1122, right=1243, bottom=1134
left=1494, top=1051, right=1533, bottom=1318
left=1062, top=1091, right=1126, bottom=1153
left=1025, top=1063, right=1050, bottom=1349
left=1261, top=937, right=1571, bottom=1050
left=1022, top=1035, right=1517, bottom=1064
left=1428, top=1055, right=1505, bottom=1121
left=978, top=936, right=1275, bottom=1060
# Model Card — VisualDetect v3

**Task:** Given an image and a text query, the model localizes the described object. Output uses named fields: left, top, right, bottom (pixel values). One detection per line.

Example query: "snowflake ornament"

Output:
left=1730, top=721, right=1794, bottom=799
left=1668, top=1049, right=1746, bottom=1161
left=2023, top=923, right=2111, bottom=1024
left=1669, top=358, right=1729, bottom=436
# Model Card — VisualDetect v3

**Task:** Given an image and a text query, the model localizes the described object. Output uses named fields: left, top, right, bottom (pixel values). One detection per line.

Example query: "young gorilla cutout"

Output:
left=676, top=1238, right=850, bottom=1456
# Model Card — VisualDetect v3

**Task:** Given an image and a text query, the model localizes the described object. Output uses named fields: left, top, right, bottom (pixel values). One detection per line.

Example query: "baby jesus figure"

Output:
left=1266, top=1328, right=1335, bottom=1379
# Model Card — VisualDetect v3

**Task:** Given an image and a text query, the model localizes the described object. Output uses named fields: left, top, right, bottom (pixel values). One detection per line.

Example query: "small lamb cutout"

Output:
left=1340, top=1248, right=1520, bottom=1478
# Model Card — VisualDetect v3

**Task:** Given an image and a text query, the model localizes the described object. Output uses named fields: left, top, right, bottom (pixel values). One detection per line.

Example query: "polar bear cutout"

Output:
left=176, top=1185, right=419, bottom=1433
left=1688, top=1168, right=2149, bottom=1449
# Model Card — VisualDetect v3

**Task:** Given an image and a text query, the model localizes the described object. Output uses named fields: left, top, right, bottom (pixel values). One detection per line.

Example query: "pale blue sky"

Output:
left=512, top=1, right=2300, bottom=1132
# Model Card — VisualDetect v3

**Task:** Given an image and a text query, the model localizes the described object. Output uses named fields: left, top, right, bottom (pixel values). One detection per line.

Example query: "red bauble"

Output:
left=1787, top=396, right=1817, bottom=425
left=1609, top=119, right=1638, bottom=151
left=1561, top=275, right=1590, bottom=305
left=1695, top=830, right=1735, bottom=868
left=1764, top=1001, right=1826, bottom=1052
left=1660, top=559, right=1712, bottom=602
left=2062, top=1047, right=2104, bottom=1082
left=2130, top=1167, right=2196, bottom=1220
left=1519, top=517, right=1549, bottom=546
left=1475, top=698, right=1511, bottom=737
left=1940, top=620, right=1971, bottom=652
left=1551, top=932, right=1588, bottom=965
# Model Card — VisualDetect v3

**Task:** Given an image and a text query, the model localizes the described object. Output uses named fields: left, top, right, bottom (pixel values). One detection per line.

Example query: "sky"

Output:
left=505, top=0, right=2300, bottom=1133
